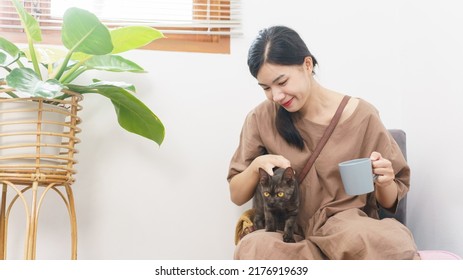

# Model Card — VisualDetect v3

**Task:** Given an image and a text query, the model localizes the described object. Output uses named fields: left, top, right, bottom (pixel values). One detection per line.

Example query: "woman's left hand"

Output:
left=370, top=151, right=395, bottom=188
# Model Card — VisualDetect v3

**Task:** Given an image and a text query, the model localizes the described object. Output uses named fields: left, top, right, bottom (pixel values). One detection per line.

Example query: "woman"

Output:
left=227, top=26, right=419, bottom=259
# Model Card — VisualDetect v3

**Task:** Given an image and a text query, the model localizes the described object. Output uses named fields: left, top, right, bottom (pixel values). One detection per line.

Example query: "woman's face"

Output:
left=256, top=58, right=313, bottom=113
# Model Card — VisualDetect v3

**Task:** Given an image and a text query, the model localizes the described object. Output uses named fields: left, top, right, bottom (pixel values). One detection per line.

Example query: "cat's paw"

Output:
left=283, top=234, right=295, bottom=243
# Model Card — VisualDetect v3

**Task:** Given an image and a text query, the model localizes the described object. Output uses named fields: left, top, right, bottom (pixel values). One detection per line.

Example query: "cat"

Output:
left=253, top=167, right=300, bottom=243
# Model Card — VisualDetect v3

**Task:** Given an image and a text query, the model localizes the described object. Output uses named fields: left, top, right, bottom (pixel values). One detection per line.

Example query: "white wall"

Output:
left=4, top=0, right=462, bottom=259
left=398, top=1, right=463, bottom=254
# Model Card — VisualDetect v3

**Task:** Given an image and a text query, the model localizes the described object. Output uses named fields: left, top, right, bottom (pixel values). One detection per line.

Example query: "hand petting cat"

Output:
left=250, top=154, right=291, bottom=176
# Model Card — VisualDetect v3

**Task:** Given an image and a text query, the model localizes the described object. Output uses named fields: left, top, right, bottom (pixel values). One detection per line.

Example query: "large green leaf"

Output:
left=11, top=0, right=42, bottom=42
left=110, top=26, right=165, bottom=54
left=61, top=8, right=113, bottom=55
left=67, top=84, right=164, bottom=145
left=84, top=55, right=145, bottom=73
left=6, top=68, right=64, bottom=98
left=0, top=37, right=21, bottom=66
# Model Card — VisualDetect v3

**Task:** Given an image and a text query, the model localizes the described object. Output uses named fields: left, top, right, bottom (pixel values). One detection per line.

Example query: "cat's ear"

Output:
left=259, top=168, right=270, bottom=183
left=283, top=167, right=296, bottom=181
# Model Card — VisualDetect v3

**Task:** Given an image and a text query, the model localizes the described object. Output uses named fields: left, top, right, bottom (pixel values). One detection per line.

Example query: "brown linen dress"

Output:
left=227, top=98, right=419, bottom=260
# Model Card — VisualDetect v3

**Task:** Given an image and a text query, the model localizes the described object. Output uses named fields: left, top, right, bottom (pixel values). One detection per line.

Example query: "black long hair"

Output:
left=247, top=26, right=318, bottom=150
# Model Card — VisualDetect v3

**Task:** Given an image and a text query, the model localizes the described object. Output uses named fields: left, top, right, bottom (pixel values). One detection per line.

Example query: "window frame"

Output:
left=0, top=0, right=232, bottom=54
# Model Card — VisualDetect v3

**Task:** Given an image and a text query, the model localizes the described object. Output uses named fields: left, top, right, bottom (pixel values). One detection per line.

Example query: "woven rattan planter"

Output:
left=0, top=95, right=82, bottom=185
left=0, top=93, right=82, bottom=259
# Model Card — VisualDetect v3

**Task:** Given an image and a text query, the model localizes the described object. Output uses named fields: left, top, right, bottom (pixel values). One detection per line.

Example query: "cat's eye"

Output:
left=263, top=192, right=270, bottom=197
left=277, top=192, right=285, bottom=197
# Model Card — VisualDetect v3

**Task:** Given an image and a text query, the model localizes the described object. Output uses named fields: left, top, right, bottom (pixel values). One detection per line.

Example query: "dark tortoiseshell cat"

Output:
left=253, top=167, right=299, bottom=243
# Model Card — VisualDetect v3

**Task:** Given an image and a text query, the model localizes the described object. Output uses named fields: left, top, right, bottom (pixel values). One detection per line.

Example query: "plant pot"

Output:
left=0, top=100, right=66, bottom=163
left=0, top=97, right=82, bottom=184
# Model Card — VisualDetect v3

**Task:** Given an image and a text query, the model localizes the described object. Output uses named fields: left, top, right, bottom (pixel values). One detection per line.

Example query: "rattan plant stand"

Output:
left=0, top=92, right=82, bottom=260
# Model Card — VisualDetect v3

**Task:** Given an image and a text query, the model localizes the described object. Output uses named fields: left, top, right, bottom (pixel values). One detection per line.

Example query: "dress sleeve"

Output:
left=227, top=110, right=267, bottom=182
left=364, top=110, right=410, bottom=215
left=380, top=129, right=411, bottom=213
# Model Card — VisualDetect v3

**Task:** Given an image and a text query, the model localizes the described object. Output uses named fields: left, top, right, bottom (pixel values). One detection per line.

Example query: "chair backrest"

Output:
left=378, top=129, right=408, bottom=225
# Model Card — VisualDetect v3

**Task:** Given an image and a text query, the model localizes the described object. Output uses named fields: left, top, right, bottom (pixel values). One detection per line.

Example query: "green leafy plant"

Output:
left=0, top=0, right=165, bottom=145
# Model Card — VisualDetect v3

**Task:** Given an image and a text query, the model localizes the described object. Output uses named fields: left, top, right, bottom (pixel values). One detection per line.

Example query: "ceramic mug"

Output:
left=338, top=158, right=376, bottom=195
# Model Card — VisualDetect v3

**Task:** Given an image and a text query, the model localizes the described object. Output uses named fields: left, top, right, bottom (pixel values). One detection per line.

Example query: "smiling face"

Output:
left=256, top=57, right=314, bottom=113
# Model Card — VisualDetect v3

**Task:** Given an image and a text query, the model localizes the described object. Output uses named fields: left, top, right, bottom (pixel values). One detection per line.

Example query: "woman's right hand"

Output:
left=249, top=154, right=291, bottom=176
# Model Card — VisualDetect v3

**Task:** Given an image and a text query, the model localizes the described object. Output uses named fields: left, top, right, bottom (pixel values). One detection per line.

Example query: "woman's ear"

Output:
left=304, top=56, right=314, bottom=73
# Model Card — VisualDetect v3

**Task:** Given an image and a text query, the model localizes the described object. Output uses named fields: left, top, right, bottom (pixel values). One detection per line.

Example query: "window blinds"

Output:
left=0, top=0, right=241, bottom=36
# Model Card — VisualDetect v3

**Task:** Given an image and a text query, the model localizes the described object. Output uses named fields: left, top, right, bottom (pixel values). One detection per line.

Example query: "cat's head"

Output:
left=258, top=167, right=298, bottom=209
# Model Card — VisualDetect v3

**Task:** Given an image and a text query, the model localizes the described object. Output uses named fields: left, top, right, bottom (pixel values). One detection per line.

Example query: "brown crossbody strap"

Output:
left=297, top=95, right=351, bottom=184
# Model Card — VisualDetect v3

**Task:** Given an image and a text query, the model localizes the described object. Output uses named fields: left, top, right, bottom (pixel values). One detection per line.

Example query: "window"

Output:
left=0, top=0, right=241, bottom=54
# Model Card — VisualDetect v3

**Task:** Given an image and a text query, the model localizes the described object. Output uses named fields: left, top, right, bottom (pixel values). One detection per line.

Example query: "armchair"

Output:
left=384, top=129, right=460, bottom=260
